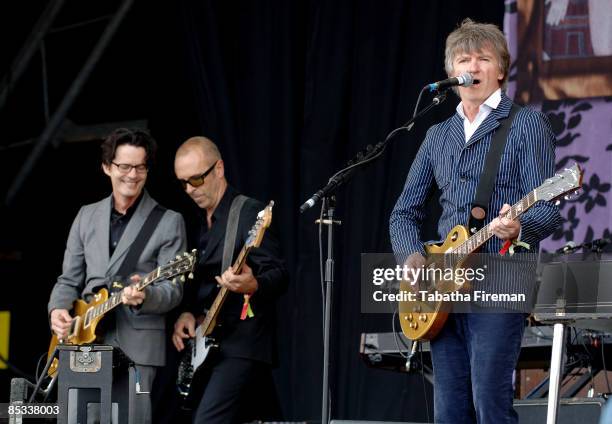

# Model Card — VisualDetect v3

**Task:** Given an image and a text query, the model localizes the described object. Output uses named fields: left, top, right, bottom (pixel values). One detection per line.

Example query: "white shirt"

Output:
left=456, top=88, right=522, bottom=240
left=456, top=88, right=502, bottom=142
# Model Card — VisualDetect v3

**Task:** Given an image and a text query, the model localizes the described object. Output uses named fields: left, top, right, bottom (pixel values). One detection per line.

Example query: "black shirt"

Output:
left=181, top=185, right=288, bottom=363
left=109, top=194, right=143, bottom=257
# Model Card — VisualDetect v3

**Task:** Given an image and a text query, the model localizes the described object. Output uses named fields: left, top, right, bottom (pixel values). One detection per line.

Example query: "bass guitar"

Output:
left=176, top=201, right=274, bottom=399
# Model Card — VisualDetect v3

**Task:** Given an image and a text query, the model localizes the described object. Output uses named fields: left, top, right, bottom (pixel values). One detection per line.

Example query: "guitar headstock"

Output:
left=245, top=201, right=274, bottom=249
left=160, top=249, right=198, bottom=284
left=535, top=163, right=583, bottom=204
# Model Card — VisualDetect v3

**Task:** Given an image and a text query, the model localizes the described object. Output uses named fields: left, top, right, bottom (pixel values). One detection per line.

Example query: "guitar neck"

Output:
left=88, top=266, right=163, bottom=322
left=200, top=245, right=253, bottom=333
left=453, top=189, right=538, bottom=258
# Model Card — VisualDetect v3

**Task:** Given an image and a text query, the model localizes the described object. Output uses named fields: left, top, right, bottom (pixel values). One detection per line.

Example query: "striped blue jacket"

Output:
left=389, top=92, right=563, bottom=258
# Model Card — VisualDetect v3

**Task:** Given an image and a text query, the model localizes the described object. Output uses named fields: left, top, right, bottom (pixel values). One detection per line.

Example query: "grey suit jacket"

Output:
left=48, top=190, right=187, bottom=366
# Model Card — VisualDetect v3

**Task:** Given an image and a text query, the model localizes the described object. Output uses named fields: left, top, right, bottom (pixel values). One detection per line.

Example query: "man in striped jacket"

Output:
left=390, top=19, right=562, bottom=423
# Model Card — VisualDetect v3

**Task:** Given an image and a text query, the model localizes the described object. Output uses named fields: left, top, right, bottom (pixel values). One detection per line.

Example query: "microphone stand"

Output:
left=27, top=345, right=59, bottom=403
left=301, top=89, right=448, bottom=424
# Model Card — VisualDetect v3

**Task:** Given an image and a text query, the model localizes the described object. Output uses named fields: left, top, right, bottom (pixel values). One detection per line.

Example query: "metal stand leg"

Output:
left=320, top=197, right=339, bottom=424
left=547, top=323, right=566, bottom=424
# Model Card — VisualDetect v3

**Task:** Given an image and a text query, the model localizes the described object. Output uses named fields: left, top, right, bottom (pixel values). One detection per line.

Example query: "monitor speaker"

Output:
left=514, top=397, right=606, bottom=423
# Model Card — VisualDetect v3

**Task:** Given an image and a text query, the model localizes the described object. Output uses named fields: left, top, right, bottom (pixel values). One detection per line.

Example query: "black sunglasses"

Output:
left=178, top=160, right=218, bottom=189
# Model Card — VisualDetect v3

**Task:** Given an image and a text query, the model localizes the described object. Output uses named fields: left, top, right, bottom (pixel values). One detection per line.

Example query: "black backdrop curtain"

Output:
left=0, top=0, right=505, bottom=422
left=173, top=0, right=504, bottom=421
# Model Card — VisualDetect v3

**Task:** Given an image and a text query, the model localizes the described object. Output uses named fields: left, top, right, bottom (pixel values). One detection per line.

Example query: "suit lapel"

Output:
left=465, top=93, right=512, bottom=147
left=95, top=195, right=112, bottom=271
left=107, top=190, right=156, bottom=275
left=449, top=114, right=466, bottom=149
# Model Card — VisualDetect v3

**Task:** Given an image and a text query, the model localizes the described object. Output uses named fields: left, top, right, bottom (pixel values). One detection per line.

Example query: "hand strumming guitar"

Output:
left=50, top=309, right=73, bottom=340
left=173, top=312, right=196, bottom=352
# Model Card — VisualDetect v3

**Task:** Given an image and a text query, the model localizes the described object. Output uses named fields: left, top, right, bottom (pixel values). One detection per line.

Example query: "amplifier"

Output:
left=514, top=397, right=606, bottom=423
left=360, top=326, right=612, bottom=372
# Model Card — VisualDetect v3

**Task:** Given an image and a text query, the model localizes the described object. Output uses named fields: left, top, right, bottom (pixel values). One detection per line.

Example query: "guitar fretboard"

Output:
left=200, top=245, right=252, bottom=333
left=88, top=266, right=165, bottom=321
left=450, top=189, right=538, bottom=262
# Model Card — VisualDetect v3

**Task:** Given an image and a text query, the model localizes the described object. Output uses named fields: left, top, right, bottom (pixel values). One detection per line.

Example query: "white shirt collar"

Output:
left=456, top=89, right=502, bottom=142
left=456, top=88, right=502, bottom=120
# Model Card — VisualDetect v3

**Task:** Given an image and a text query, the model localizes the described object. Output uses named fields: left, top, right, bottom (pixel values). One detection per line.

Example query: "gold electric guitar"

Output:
left=46, top=250, right=197, bottom=376
left=399, top=164, right=583, bottom=341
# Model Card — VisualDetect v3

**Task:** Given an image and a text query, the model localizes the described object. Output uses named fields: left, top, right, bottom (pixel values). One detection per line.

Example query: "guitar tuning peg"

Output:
left=555, top=200, right=561, bottom=206
left=172, top=278, right=177, bottom=284
left=176, top=255, right=181, bottom=260
left=180, top=275, right=186, bottom=282
left=564, top=195, right=570, bottom=200
left=188, top=272, right=194, bottom=279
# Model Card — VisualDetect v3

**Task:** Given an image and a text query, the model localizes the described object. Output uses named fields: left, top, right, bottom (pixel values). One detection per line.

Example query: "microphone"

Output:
left=300, top=190, right=324, bottom=213
left=427, top=73, right=476, bottom=91
left=300, top=171, right=353, bottom=213
left=588, top=238, right=611, bottom=252
left=593, top=238, right=611, bottom=248
left=555, top=241, right=577, bottom=254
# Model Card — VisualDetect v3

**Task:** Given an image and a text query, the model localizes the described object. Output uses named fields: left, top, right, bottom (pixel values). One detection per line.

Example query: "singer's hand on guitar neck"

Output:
left=489, top=203, right=521, bottom=241
left=50, top=308, right=73, bottom=340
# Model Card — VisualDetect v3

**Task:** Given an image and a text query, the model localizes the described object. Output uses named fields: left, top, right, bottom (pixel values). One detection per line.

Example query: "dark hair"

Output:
left=100, top=128, right=157, bottom=166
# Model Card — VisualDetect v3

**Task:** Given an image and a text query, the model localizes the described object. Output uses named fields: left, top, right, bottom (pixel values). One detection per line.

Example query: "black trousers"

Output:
left=151, top=352, right=280, bottom=424
left=192, top=356, right=280, bottom=424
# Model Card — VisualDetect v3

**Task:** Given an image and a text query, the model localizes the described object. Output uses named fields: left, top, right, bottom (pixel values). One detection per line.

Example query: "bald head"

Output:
left=175, top=136, right=227, bottom=214
left=176, top=136, right=222, bottom=162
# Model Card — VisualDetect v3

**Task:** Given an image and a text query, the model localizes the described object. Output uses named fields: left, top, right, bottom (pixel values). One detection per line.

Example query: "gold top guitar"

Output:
left=46, top=250, right=197, bottom=376
left=399, top=164, right=583, bottom=341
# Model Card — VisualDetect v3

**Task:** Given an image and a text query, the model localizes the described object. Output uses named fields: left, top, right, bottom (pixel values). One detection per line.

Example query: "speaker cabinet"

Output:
left=514, top=397, right=606, bottom=423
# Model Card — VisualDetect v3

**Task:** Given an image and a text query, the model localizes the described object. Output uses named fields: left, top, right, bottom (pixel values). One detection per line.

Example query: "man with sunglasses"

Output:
left=48, top=128, right=187, bottom=423
left=171, top=136, right=288, bottom=424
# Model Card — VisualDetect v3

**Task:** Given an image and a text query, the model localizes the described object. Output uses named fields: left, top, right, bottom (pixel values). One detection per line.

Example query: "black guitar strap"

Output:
left=115, top=204, right=167, bottom=284
left=468, top=103, right=521, bottom=234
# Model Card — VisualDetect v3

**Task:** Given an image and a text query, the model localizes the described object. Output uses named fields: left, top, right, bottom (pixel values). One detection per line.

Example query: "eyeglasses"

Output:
left=178, top=160, right=218, bottom=189
left=111, top=162, right=148, bottom=174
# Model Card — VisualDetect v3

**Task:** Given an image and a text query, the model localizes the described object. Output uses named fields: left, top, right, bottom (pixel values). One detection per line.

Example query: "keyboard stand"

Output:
left=546, top=322, right=568, bottom=424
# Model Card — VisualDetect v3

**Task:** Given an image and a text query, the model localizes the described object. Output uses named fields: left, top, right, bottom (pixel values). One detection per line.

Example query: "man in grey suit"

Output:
left=48, top=128, right=187, bottom=423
